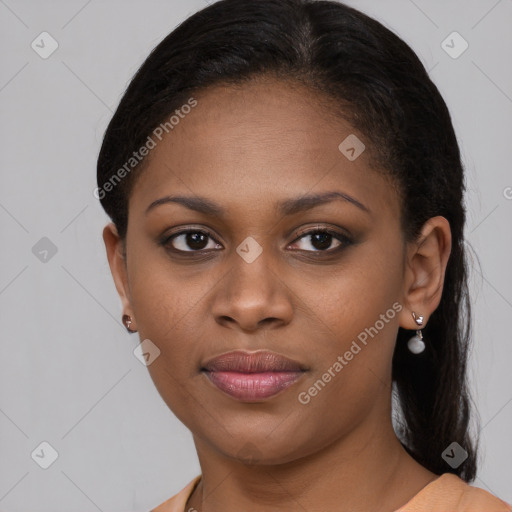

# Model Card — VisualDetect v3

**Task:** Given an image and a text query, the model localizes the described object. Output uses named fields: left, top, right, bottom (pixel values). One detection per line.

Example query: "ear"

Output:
left=398, top=216, right=452, bottom=329
left=102, top=223, right=135, bottom=325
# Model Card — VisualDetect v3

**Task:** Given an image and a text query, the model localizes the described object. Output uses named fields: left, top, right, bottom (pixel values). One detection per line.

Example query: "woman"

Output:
left=96, top=0, right=511, bottom=510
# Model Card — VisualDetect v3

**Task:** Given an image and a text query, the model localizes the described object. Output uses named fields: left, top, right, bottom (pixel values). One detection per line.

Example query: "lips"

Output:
left=201, top=350, right=307, bottom=402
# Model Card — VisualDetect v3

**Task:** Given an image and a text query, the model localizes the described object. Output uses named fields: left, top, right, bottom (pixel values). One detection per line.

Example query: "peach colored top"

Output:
left=150, top=473, right=511, bottom=512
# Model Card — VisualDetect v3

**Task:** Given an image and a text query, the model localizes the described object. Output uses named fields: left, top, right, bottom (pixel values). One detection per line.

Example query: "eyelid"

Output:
left=160, top=224, right=218, bottom=239
left=290, top=224, right=353, bottom=243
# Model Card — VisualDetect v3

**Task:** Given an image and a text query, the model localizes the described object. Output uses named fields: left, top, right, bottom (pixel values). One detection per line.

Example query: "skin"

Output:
left=103, top=76, right=452, bottom=512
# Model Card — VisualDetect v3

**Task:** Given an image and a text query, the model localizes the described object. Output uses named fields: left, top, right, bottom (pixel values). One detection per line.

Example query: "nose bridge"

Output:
left=228, top=241, right=278, bottom=304
left=212, top=241, right=293, bottom=330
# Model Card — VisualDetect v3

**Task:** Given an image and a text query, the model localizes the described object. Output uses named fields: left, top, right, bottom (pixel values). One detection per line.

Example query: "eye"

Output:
left=162, top=229, right=222, bottom=252
left=289, top=227, right=352, bottom=253
left=160, top=226, right=352, bottom=255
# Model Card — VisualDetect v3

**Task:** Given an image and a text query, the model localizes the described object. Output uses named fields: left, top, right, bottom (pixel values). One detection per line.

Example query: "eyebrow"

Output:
left=145, top=191, right=370, bottom=217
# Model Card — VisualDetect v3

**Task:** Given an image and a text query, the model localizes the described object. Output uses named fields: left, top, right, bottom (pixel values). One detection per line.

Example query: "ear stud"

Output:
left=407, top=311, right=425, bottom=354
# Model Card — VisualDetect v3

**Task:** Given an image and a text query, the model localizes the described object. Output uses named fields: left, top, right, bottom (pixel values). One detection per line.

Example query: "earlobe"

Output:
left=399, top=216, right=452, bottom=330
left=102, top=223, right=133, bottom=317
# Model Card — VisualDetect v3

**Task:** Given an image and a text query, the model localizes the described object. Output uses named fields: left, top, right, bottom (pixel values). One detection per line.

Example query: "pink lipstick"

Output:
left=202, top=350, right=307, bottom=402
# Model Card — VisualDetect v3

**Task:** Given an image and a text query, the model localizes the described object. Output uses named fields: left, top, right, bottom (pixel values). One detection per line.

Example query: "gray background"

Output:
left=0, top=0, right=511, bottom=510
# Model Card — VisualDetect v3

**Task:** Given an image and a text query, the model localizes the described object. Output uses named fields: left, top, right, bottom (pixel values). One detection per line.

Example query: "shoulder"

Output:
left=455, top=477, right=512, bottom=512
left=149, top=473, right=510, bottom=512
left=398, top=473, right=512, bottom=512
left=150, top=476, right=201, bottom=512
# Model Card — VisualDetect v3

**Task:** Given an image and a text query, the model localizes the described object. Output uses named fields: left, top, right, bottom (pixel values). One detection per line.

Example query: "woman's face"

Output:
left=107, top=77, right=414, bottom=464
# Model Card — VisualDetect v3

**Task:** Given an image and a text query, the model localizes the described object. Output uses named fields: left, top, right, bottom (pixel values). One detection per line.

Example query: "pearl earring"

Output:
left=407, top=312, right=425, bottom=354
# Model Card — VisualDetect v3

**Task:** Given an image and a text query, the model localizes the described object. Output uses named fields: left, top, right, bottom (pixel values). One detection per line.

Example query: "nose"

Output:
left=211, top=253, right=294, bottom=333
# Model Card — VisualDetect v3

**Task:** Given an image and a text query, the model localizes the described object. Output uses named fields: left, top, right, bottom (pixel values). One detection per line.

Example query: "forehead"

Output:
left=129, top=77, right=399, bottom=222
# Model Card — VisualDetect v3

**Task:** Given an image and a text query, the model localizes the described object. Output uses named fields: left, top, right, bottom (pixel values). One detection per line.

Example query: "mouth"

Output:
left=201, top=350, right=308, bottom=402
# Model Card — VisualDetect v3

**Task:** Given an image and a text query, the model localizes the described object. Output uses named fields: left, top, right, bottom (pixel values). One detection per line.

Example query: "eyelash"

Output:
left=160, top=226, right=353, bottom=256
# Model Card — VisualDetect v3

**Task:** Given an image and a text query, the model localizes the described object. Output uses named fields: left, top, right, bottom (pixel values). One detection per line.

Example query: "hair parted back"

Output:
left=97, top=0, right=478, bottom=481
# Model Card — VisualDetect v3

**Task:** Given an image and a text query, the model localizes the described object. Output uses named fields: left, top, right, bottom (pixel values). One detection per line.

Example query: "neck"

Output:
left=187, top=414, right=437, bottom=512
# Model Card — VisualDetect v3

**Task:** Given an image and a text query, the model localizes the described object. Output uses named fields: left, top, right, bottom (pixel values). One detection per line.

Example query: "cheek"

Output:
left=300, top=240, right=403, bottom=349
left=127, top=255, right=225, bottom=375
left=126, top=263, right=212, bottom=424
left=127, top=256, right=182, bottom=339
left=294, top=240, right=404, bottom=403
left=290, top=301, right=401, bottom=448
left=127, top=241, right=186, bottom=316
